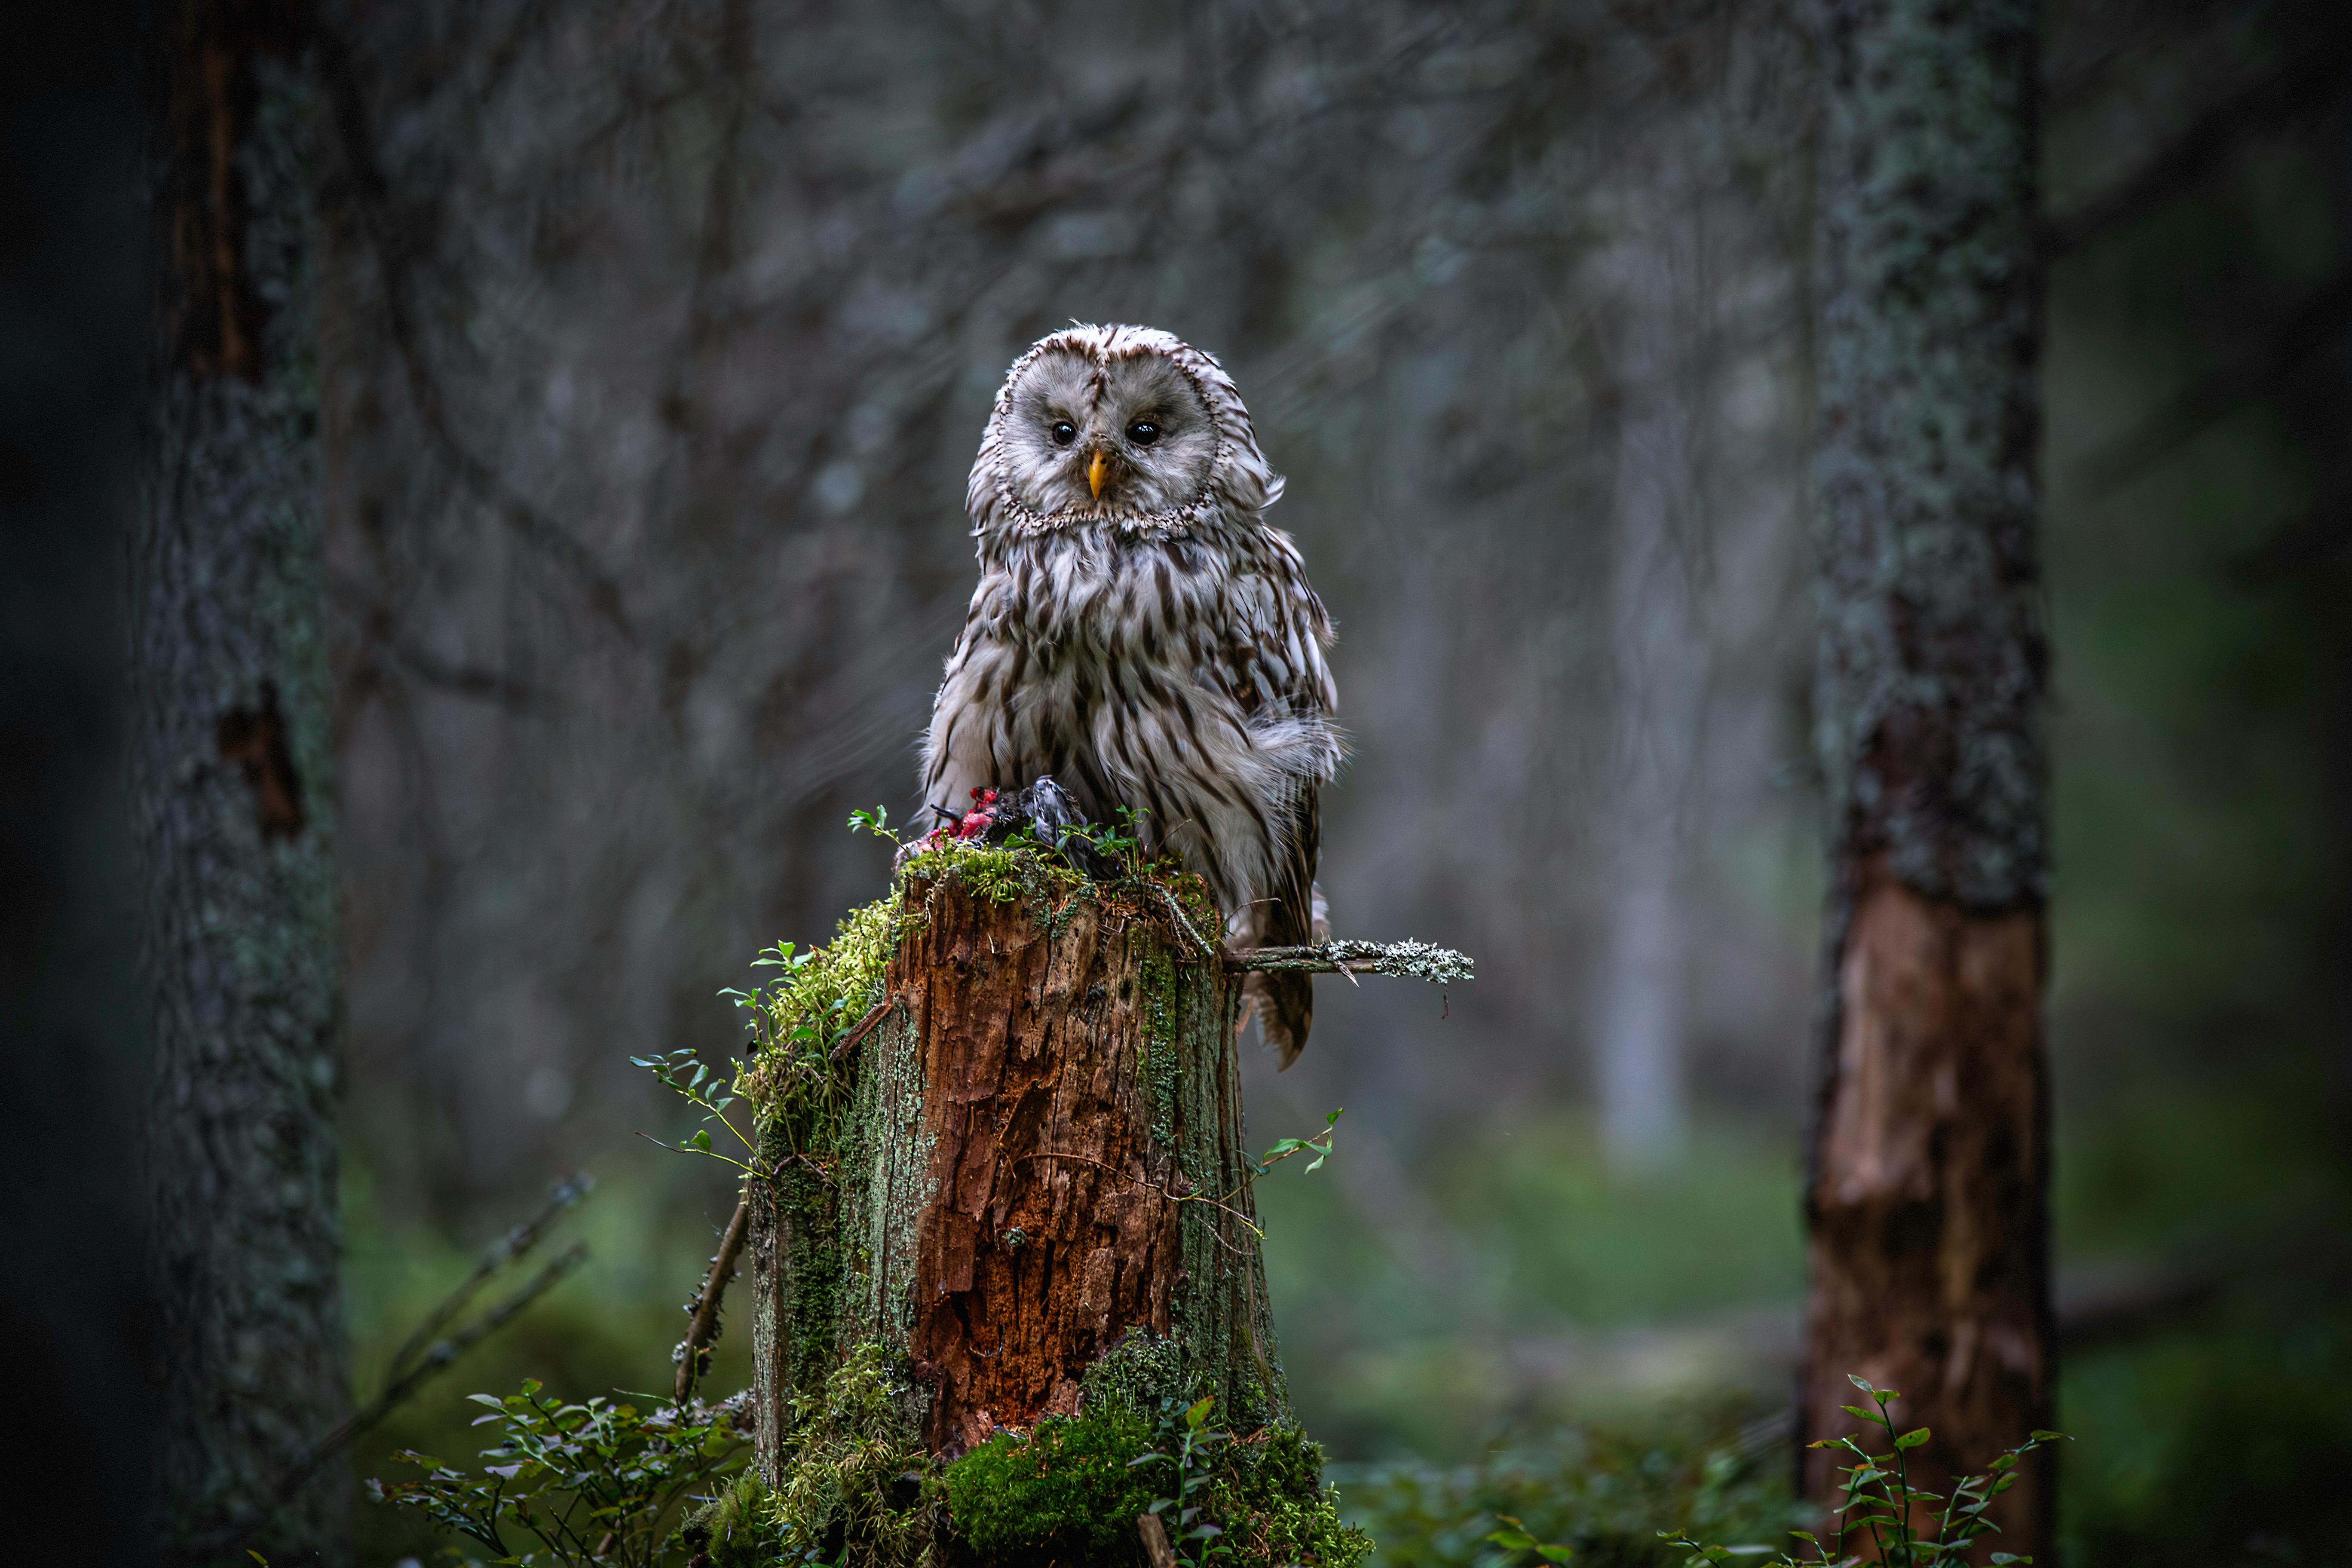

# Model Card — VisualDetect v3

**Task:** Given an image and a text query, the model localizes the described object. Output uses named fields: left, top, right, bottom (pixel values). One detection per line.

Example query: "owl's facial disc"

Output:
left=1004, top=348, right=1217, bottom=521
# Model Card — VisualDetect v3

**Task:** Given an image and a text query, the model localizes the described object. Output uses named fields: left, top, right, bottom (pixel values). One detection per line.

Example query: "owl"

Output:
left=919, top=324, right=1341, bottom=1066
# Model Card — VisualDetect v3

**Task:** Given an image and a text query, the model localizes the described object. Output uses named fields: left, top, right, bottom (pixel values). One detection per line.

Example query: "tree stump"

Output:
left=745, top=854, right=1285, bottom=1476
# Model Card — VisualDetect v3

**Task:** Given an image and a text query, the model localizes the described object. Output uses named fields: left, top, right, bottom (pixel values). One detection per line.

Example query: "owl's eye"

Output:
left=1126, top=420, right=1161, bottom=447
left=1050, top=420, right=1078, bottom=447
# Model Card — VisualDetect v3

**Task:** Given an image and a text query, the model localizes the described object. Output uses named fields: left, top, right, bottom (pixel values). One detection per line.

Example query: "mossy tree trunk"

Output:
left=747, top=862, right=1285, bottom=1474
left=134, top=2, right=348, bottom=1564
left=1804, top=0, right=2051, bottom=1553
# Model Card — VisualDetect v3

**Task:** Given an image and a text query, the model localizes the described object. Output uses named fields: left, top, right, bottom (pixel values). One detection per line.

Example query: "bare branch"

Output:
left=388, top=1172, right=593, bottom=1380
left=673, top=1190, right=753, bottom=1405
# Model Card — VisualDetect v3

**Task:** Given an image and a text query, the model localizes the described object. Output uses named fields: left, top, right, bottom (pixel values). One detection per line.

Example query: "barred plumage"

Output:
left=920, top=325, right=1341, bottom=1065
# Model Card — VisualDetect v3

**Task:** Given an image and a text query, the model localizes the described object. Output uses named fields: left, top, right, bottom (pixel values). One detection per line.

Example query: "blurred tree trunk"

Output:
left=1595, top=161, right=1708, bottom=1171
left=1801, top=0, right=2052, bottom=1553
left=132, top=2, right=348, bottom=1563
left=748, top=870, right=1285, bottom=1471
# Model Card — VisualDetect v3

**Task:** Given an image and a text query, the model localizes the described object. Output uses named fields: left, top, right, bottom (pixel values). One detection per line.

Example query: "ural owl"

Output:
left=919, top=324, right=1340, bottom=1066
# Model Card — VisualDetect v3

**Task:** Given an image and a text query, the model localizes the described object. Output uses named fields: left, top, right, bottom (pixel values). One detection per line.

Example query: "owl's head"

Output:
left=969, top=324, right=1282, bottom=538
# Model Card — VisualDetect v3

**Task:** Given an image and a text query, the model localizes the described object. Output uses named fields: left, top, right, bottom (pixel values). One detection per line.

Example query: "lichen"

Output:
left=840, top=1000, right=931, bottom=1348
left=768, top=1117, right=848, bottom=1409
left=1231, top=937, right=1476, bottom=985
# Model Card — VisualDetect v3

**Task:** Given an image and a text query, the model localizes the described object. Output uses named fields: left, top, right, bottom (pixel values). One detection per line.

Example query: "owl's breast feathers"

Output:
left=922, top=515, right=1339, bottom=919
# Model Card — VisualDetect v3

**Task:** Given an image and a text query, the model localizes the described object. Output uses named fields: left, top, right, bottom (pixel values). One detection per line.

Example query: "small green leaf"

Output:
left=1895, top=1427, right=1930, bottom=1449
left=2028, top=1430, right=2067, bottom=1442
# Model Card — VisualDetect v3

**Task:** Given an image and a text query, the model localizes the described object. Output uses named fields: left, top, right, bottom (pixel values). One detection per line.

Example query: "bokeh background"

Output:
left=9, top=1, right=2352, bottom=1563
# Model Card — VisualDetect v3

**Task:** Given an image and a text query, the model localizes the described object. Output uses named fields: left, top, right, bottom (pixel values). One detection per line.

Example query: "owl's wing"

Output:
left=1214, top=532, right=1338, bottom=1069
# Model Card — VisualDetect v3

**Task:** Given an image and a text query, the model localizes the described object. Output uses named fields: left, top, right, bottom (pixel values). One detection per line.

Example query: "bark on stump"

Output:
left=747, top=861, right=1286, bottom=1475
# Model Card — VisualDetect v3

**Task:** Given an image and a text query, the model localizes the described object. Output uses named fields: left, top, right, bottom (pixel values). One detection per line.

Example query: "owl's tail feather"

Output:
left=1246, top=970, right=1314, bottom=1071
left=1233, top=877, right=1326, bottom=1071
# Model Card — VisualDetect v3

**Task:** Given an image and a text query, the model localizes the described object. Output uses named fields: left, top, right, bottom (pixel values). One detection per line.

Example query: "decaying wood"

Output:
left=892, top=882, right=1257, bottom=1453
left=1802, top=869, right=2049, bottom=1538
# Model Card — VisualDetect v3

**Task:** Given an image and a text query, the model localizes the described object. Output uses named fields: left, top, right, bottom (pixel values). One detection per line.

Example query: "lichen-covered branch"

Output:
left=1223, top=940, right=1475, bottom=986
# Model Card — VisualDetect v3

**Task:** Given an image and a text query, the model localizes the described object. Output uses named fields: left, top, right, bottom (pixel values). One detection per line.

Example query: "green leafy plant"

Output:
left=1486, top=1514, right=1576, bottom=1564
left=846, top=803, right=900, bottom=844
left=1132, top=1394, right=1239, bottom=1565
left=632, top=1047, right=764, bottom=1176
left=1065, top=802, right=1152, bottom=880
left=1343, top=1403, right=1799, bottom=1568
left=1256, top=1109, right=1344, bottom=1178
left=1660, top=1376, right=2066, bottom=1568
left=369, top=1381, right=745, bottom=1566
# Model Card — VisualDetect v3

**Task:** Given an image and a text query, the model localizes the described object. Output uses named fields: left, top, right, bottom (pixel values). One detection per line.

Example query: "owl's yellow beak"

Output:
left=1087, top=447, right=1110, bottom=500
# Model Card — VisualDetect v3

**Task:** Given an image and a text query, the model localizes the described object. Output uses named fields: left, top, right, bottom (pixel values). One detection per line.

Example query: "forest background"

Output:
left=8, top=0, right=2352, bottom=1564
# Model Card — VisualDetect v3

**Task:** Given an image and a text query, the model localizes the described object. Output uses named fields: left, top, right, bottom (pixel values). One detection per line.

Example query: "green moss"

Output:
left=940, top=1358, right=1367, bottom=1568
left=1126, top=944, right=1176, bottom=1153
left=767, top=1342, right=939, bottom=1566
left=944, top=1409, right=1158, bottom=1561
left=673, top=1471, right=774, bottom=1568
left=770, top=1128, right=847, bottom=1406
left=1210, top=1427, right=1372, bottom=1568
left=1082, top=1329, right=1191, bottom=1421
left=737, top=892, right=905, bottom=1131
left=901, top=838, right=1069, bottom=905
